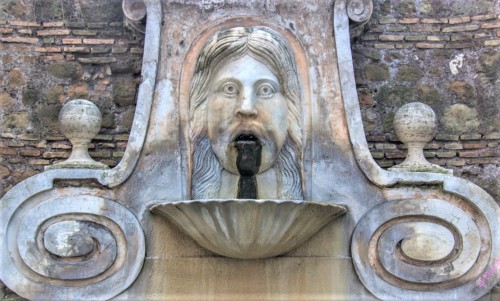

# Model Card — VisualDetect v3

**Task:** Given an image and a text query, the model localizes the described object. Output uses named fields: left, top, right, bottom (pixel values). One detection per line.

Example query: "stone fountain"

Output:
left=0, top=0, right=498, bottom=300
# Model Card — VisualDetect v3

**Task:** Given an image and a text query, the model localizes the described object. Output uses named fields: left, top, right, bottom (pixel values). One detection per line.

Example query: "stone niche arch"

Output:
left=178, top=18, right=313, bottom=200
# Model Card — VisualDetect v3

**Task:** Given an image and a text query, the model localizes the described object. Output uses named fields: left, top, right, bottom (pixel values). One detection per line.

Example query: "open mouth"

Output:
left=234, top=133, right=259, bottom=144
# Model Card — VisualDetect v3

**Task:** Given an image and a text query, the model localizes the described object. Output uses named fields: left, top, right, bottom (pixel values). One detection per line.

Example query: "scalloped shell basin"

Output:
left=151, top=199, right=346, bottom=259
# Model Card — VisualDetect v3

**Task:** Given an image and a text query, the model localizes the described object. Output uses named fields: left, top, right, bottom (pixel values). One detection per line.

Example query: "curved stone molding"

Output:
left=352, top=196, right=499, bottom=300
left=102, top=0, right=161, bottom=187
left=334, top=0, right=465, bottom=187
left=151, top=199, right=346, bottom=259
left=0, top=176, right=145, bottom=300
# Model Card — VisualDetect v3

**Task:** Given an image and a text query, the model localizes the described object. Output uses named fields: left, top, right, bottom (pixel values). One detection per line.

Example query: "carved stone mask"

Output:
left=207, top=55, right=289, bottom=174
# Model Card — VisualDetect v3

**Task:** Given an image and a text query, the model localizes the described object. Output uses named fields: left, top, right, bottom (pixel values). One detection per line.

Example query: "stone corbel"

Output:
left=122, top=0, right=147, bottom=33
left=334, top=1, right=499, bottom=299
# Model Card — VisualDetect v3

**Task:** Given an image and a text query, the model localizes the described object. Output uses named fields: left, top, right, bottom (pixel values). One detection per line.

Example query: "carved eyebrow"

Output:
left=254, top=78, right=280, bottom=92
left=213, top=78, right=241, bottom=91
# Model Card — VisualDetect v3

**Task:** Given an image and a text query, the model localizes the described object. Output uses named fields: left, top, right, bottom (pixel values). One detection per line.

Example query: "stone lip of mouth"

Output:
left=233, top=133, right=260, bottom=144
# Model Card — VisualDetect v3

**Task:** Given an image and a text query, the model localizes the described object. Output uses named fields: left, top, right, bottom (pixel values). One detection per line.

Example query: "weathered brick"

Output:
left=115, top=134, right=129, bottom=141
left=466, top=158, right=495, bottom=164
left=1, top=36, right=38, bottom=44
left=73, top=30, right=98, bottom=36
left=91, top=47, right=110, bottom=54
left=77, top=57, right=117, bottom=64
left=370, top=151, right=384, bottom=159
left=43, top=21, right=64, bottom=27
left=427, top=35, right=450, bottom=41
left=43, top=37, right=55, bottom=44
left=110, top=22, right=122, bottom=27
left=447, top=158, right=466, bottom=166
left=460, top=134, right=482, bottom=140
left=45, top=136, right=66, bottom=141
left=44, top=55, right=65, bottom=61
left=436, top=134, right=459, bottom=141
left=111, top=47, right=128, bottom=54
left=1, top=133, right=15, bottom=138
left=449, top=17, right=471, bottom=24
left=379, top=17, right=397, bottom=24
left=395, top=44, right=413, bottom=49
left=411, top=24, right=441, bottom=32
left=450, top=34, right=473, bottom=41
left=0, top=148, right=17, bottom=155
left=10, top=21, right=40, bottom=27
left=481, top=22, right=500, bottom=29
left=37, top=29, right=71, bottom=36
left=87, top=22, right=107, bottom=29
left=374, top=43, right=394, bottom=49
left=404, top=35, right=426, bottom=41
left=96, top=142, right=115, bottom=148
left=421, top=18, right=448, bottom=24
left=367, top=135, right=386, bottom=142
left=479, top=148, right=500, bottom=157
left=18, top=134, right=41, bottom=141
left=416, top=42, right=445, bottom=49
left=487, top=142, right=498, bottom=148
left=29, top=159, right=50, bottom=165
left=83, top=38, right=114, bottom=45
left=424, top=143, right=441, bottom=150
left=10, top=45, right=33, bottom=52
left=0, top=28, right=14, bottom=34
left=474, top=33, right=490, bottom=38
left=375, top=143, right=397, bottom=150
left=471, top=14, right=496, bottom=21
left=484, top=133, right=500, bottom=140
left=113, top=151, right=125, bottom=158
left=485, top=40, right=500, bottom=46
left=20, top=149, right=41, bottom=156
left=458, top=150, right=481, bottom=157
left=17, top=28, right=34, bottom=35
left=385, top=150, right=406, bottom=159
left=424, top=151, right=436, bottom=158
left=378, top=160, right=394, bottom=168
left=89, top=150, right=111, bottom=158
left=436, top=151, right=456, bottom=158
left=379, top=34, right=404, bottom=41
left=63, top=46, right=89, bottom=53
left=442, top=25, right=480, bottom=33
left=94, top=134, right=114, bottom=141
left=66, top=22, right=85, bottom=28
left=446, top=42, right=474, bottom=49
left=130, top=47, right=144, bottom=54
left=399, top=18, right=419, bottom=24
left=0, top=20, right=7, bottom=25
left=62, top=38, right=82, bottom=44
left=386, top=25, right=406, bottom=32
left=43, top=151, right=70, bottom=159
left=444, top=143, right=463, bottom=150
left=35, top=47, right=62, bottom=53
left=49, top=142, right=72, bottom=149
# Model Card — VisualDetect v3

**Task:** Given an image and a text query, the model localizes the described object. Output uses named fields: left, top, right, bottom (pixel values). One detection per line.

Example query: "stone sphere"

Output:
left=59, top=99, right=102, bottom=140
left=393, top=102, right=436, bottom=144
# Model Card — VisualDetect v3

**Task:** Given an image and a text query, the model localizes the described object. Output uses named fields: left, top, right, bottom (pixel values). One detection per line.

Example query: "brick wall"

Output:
left=352, top=13, right=500, bottom=199
left=0, top=19, right=143, bottom=197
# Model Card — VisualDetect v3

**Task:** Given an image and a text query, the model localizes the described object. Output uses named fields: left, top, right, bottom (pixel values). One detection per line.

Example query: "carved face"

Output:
left=206, top=55, right=289, bottom=174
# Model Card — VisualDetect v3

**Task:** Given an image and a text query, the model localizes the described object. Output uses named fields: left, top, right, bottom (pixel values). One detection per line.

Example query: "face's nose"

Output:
left=236, top=90, right=258, bottom=117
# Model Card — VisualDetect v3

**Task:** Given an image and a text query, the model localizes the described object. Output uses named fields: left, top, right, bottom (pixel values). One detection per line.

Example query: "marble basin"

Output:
left=150, top=199, right=346, bottom=259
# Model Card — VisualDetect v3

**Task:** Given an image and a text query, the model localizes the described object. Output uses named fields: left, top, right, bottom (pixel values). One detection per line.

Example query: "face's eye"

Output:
left=221, top=82, right=239, bottom=96
left=256, top=83, right=275, bottom=98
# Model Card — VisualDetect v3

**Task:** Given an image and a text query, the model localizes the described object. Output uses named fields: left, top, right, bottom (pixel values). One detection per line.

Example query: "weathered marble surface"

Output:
left=0, top=0, right=498, bottom=300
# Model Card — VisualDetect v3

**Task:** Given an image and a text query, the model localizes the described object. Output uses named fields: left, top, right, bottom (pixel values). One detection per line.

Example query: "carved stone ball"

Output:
left=59, top=99, right=102, bottom=141
left=393, top=102, right=437, bottom=144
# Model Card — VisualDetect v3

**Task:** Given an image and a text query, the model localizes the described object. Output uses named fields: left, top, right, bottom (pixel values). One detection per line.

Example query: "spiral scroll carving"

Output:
left=352, top=198, right=498, bottom=300
left=0, top=193, right=145, bottom=301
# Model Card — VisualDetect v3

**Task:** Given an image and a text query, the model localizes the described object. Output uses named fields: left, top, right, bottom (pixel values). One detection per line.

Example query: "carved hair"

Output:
left=190, top=26, right=303, bottom=199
